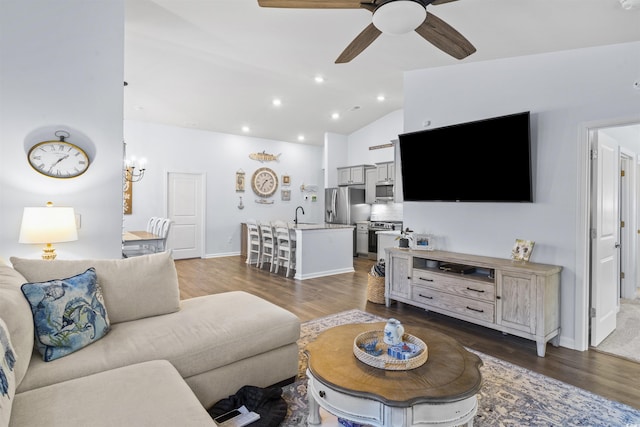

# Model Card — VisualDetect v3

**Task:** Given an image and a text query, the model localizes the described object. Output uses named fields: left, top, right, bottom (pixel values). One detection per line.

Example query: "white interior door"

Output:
left=167, top=172, right=205, bottom=260
left=590, top=131, right=619, bottom=346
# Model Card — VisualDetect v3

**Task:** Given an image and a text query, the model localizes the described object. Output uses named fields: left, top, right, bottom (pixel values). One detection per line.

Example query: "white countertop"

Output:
left=292, top=223, right=355, bottom=230
left=376, top=230, right=401, bottom=235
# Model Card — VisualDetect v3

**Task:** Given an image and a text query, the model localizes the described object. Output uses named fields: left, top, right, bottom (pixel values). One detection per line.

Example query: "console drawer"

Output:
left=413, top=286, right=495, bottom=323
left=412, top=269, right=495, bottom=302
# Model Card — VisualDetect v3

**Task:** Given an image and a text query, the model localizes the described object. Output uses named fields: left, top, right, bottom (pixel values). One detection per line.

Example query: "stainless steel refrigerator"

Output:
left=325, top=187, right=370, bottom=256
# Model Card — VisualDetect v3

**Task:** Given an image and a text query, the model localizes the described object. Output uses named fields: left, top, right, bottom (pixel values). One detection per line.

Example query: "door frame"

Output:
left=577, top=116, right=640, bottom=351
left=619, top=149, right=636, bottom=300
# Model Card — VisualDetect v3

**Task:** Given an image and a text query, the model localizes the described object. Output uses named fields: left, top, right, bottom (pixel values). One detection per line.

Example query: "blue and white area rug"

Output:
left=281, top=309, right=640, bottom=426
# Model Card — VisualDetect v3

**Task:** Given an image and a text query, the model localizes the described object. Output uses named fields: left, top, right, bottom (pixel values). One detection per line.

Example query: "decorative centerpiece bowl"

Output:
left=353, top=330, right=428, bottom=371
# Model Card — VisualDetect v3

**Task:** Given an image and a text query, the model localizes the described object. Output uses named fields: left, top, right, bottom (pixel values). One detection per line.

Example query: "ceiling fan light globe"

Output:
left=372, top=0, right=427, bottom=35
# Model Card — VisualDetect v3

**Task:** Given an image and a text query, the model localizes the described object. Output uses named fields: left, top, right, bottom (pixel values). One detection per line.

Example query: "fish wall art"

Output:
left=249, top=151, right=281, bottom=163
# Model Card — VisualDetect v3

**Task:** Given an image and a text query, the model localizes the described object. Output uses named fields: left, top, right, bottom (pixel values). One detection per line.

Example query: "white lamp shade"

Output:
left=372, top=0, right=427, bottom=35
left=19, top=206, right=78, bottom=244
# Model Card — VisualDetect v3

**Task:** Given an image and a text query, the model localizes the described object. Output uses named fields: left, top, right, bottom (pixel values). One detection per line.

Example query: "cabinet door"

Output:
left=387, top=163, right=395, bottom=183
left=376, top=163, right=388, bottom=182
left=350, top=166, right=365, bottom=184
left=496, top=271, right=536, bottom=334
left=387, top=252, right=411, bottom=300
left=338, top=168, right=351, bottom=185
left=365, top=168, right=376, bottom=203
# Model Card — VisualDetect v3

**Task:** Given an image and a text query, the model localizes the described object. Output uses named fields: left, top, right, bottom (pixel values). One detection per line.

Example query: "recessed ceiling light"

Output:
left=314, top=75, right=324, bottom=84
left=297, top=134, right=305, bottom=141
left=272, top=98, right=282, bottom=107
left=242, top=125, right=250, bottom=133
left=377, top=95, right=386, bottom=102
left=331, top=112, right=340, bottom=120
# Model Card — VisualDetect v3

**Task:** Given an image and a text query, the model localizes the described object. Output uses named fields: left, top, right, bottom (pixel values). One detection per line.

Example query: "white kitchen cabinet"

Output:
left=337, top=165, right=372, bottom=186
left=356, top=222, right=369, bottom=256
left=365, top=167, right=377, bottom=204
left=377, top=230, right=400, bottom=262
left=376, top=162, right=394, bottom=183
left=385, top=248, right=562, bottom=357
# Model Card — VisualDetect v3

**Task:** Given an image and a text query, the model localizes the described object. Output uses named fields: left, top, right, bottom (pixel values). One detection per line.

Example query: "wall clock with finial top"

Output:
left=251, top=167, right=278, bottom=198
left=27, top=130, right=90, bottom=179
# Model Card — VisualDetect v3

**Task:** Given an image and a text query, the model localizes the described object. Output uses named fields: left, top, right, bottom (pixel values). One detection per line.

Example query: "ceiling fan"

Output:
left=257, top=0, right=476, bottom=63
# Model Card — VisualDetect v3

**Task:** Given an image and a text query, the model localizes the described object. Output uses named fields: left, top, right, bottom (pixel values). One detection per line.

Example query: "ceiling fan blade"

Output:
left=258, top=0, right=364, bottom=8
left=414, top=12, right=475, bottom=59
left=430, top=0, right=459, bottom=5
left=335, top=23, right=382, bottom=63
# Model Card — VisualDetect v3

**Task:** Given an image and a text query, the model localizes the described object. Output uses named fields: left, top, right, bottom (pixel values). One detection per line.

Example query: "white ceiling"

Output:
left=124, top=0, right=640, bottom=146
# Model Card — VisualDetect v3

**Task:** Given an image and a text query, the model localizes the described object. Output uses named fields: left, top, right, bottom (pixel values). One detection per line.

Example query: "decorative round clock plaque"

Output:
left=251, top=167, right=278, bottom=198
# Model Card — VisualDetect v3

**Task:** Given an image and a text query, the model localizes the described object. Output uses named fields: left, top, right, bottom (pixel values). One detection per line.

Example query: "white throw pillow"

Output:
left=10, top=252, right=180, bottom=324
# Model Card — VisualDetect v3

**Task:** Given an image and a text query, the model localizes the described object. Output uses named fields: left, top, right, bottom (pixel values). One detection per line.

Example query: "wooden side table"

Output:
left=305, top=322, right=483, bottom=427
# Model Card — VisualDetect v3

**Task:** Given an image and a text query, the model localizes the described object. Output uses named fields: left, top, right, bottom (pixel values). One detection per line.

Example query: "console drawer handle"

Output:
left=466, top=306, right=484, bottom=313
left=319, top=390, right=326, bottom=398
left=466, top=287, right=485, bottom=293
left=418, top=294, right=433, bottom=300
left=419, top=277, right=434, bottom=282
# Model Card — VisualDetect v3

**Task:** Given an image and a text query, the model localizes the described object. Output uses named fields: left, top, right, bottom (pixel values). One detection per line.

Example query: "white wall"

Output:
left=124, top=120, right=324, bottom=257
left=0, top=0, right=125, bottom=260
left=396, top=42, right=640, bottom=350
left=348, top=109, right=403, bottom=165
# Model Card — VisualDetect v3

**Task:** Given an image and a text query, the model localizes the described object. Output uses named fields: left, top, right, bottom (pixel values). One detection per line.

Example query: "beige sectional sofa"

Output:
left=0, top=252, right=301, bottom=427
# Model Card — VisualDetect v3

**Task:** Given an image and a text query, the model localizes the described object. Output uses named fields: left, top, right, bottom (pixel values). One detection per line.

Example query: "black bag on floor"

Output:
left=208, top=385, right=287, bottom=427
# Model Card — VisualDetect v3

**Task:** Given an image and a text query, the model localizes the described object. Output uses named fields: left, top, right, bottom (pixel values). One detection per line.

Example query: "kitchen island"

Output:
left=292, top=223, right=355, bottom=280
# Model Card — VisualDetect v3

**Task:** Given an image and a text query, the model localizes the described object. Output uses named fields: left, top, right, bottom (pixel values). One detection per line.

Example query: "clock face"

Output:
left=28, top=140, right=90, bottom=178
left=251, top=167, right=278, bottom=198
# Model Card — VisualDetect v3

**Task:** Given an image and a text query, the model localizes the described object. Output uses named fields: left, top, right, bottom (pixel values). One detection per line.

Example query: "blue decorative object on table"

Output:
left=387, top=342, right=421, bottom=360
left=358, top=339, right=382, bottom=356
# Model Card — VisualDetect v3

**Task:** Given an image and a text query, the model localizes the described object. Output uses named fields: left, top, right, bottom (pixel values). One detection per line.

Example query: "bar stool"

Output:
left=259, top=221, right=277, bottom=272
left=246, top=219, right=262, bottom=266
left=274, top=222, right=296, bottom=277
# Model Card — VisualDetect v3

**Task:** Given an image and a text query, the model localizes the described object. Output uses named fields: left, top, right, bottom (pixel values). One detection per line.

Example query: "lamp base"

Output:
left=42, top=243, right=57, bottom=260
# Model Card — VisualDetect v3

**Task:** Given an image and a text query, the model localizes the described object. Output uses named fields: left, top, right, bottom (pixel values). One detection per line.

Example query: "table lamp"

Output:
left=19, top=202, right=78, bottom=260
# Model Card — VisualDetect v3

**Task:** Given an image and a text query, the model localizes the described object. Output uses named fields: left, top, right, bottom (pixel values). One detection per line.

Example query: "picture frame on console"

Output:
left=411, top=234, right=434, bottom=251
left=512, top=239, right=535, bottom=261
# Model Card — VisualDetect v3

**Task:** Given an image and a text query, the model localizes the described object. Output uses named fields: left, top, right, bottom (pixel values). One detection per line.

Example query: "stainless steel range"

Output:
left=368, top=221, right=403, bottom=257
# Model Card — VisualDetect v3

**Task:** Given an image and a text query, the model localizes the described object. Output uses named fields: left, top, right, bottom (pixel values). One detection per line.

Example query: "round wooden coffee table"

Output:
left=305, top=322, right=483, bottom=427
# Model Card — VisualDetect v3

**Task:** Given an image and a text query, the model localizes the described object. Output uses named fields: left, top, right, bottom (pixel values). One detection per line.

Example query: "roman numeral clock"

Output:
left=27, top=131, right=90, bottom=179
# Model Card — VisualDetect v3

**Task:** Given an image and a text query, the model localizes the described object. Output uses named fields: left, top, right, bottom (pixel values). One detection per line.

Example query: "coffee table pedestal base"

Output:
left=307, top=374, right=477, bottom=427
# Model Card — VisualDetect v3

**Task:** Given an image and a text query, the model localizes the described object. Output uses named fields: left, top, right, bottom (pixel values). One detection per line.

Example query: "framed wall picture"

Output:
left=281, top=189, right=291, bottom=201
left=512, top=239, right=535, bottom=261
left=411, top=234, right=433, bottom=251
left=236, top=170, right=245, bottom=192
left=123, top=168, right=132, bottom=215
left=282, top=174, right=291, bottom=186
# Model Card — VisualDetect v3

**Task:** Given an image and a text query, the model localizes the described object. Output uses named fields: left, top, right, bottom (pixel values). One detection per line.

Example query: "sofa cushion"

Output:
left=0, top=266, right=34, bottom=389
left=17, top=291, right=300, bottom=394
left=21, top=268, right=110, bottom=362
left=9, top=360, right=215, bottom=427
left=0, top=318, right=16, bottom=427
left=10, top=251, right=179, bottom=324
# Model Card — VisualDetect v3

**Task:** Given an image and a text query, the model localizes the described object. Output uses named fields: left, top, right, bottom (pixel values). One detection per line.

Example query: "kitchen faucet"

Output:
left=294, top=206, right=305, bottom=225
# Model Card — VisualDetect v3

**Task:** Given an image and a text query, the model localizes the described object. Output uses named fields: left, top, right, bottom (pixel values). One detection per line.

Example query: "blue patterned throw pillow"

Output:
left=21, top=268, right=110, bottom=362
left=0, top=318, right=16, bottom=427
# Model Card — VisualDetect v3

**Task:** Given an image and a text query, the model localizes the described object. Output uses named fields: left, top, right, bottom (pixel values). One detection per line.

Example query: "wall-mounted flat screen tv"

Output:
left=399, top=111, right=533, bottom=202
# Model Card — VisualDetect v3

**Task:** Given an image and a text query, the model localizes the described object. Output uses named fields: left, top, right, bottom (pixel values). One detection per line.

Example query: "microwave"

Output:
left=375, top=184, right=394, bottom=200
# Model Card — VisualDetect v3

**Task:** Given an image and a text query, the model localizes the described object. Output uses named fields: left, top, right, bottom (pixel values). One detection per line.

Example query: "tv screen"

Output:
left=398, top=111, right=533, bottom=202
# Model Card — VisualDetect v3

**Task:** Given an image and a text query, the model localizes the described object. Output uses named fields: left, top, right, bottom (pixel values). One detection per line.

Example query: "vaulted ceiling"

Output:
left=124, top=0, right=640, bottom=146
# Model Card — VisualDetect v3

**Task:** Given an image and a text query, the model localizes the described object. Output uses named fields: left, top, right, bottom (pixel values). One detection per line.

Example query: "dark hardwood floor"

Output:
left=175, top=256, right=640, bottom=410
